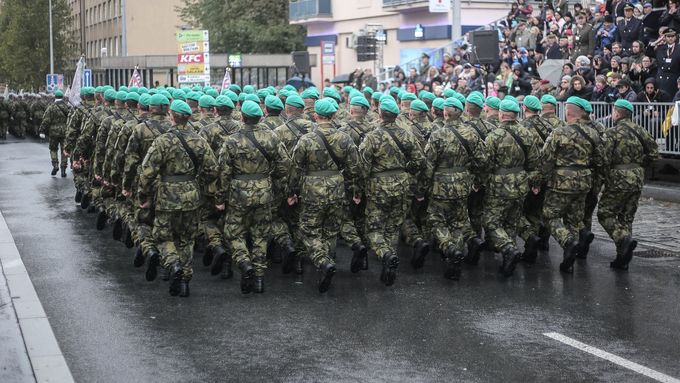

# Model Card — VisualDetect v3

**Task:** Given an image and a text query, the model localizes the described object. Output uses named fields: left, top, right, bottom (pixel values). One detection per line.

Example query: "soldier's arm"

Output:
left=540, top=130, right=558, bottom=183
left=423, top=133, right=439, bottom=190
left=39, top=106, right=51, bottom=134
left=198, top=141, right=219, bottom=188
left=525, top=130, right=543, bottom=187
left=287, top=138, right=307, bottom=197
left=471, top=133, right=488, bottom=184
left=404, top=130, right=430, bottom=198
left=342, top=137, right=363, bottom=196
left=92, top=121, right=109, bottom=175
left=122, top=130, right=141, bottom=191
left=215, top=140, right=234, bottom=206
left=640, top=125, right=659, bottom=165
left=272, top=140, right=292, bottom=191
left=137, top=138, right=163, bottom=202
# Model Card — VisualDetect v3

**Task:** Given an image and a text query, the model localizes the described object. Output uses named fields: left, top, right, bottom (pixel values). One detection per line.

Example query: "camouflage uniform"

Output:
left=0, top=98, right=9, bottom=139
left=40, top=99, right=70, bottom=170
left=216, top=122, right=290, bottom=277
left=582, top=119, right=607, bottom=230
left=288, top=122, right=362, bottom=268
left=30, top=97, right=46, bottom=137
left=13, top=97, right=29, bottom=138
left=597, top=117, right=658, bottom=257
left=138, top=122, right=218, bottom=282
left=463, top=115, right=492, bottom=238
left=261, top=114, right=285, bottom=130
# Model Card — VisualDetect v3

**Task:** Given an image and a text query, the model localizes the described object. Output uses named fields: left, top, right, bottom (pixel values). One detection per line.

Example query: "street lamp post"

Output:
left=451, top=0, right=461, bottom=41
left=49, top=0, right=54, bottom=74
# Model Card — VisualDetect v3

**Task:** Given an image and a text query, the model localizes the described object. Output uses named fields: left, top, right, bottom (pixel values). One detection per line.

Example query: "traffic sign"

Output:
left=83, top=69, right=92, bottom=87
left=46, top=74, right=59, bottom=92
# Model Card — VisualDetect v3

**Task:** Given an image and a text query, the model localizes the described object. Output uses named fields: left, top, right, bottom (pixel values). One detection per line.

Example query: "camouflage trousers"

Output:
left=339, top=199, right=363, bottom=246
left=200, top=201, right=225, bottom=250
left=517, top=188, right=546, bottom=241
left=365, top=193, right=408, bottom=259
left=542, top=190, right=586, bottom=248
left=467, top=188, right=485, bottom=238
left=482, top=195, right=523, bottom=252
left=153, top=209, right=200, bottom=282
left=0, top=119, right=8, bottom=138
left=597, top=188, right=641, bottom=250
left=223, top=204, right=271, bottom=276
left=299, top=201, right=343, bottom=268
left=583, top=180, right=603, bottom=231
left=134, top=206, right=156, bottom=256
left=10, top=118, right=26, bottom=138
left=402, top=197, right=430, bottom=246
left=48, top=136, right=67, bottom=169
left=428, top=198, right=474, bottom=253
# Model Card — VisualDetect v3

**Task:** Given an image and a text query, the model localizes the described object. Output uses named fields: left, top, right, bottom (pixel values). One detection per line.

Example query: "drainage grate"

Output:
left=634, top=249, right=679, bottom=258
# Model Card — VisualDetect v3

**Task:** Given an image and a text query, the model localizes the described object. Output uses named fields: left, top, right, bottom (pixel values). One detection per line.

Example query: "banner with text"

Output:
left=176, top=30, right=210, bottom=86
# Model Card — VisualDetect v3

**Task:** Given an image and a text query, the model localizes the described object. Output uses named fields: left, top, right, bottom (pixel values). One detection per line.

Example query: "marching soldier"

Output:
left=40, top=90, right=70, bottom=177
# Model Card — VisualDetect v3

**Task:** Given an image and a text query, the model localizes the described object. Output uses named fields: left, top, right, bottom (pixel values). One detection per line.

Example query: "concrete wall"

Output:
left=125, top=0, right=184, bottom=56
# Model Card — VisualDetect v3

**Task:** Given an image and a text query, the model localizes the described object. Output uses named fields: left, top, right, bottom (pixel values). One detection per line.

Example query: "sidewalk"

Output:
left=0, top=211, right=74, bottom=383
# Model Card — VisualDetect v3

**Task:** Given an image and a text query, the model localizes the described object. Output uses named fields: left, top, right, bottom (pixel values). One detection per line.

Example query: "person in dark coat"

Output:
left=616, top=4, right=643, bottom=53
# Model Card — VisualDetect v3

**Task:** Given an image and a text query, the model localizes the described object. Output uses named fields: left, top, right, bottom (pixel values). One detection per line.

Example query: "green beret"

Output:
left=119, top=86, right=128, bottom=92
left=186, top=91, right=201, bottom=102
left=301, top=88, right=319, bottom=100
left=566, top=96, right=592, bottom=113
left=148, top=89, right=157, bottom=95
left=267, top=86, right=277, bottom=95
left=198, top=95, right=216, bottom=109
left=215, top=95, right=235, bottom=109
left=202, top=86, right=212, bottom=93
left=159, top=90, right=173, bottom=100
left=420, top=91, right=436, bottom=102
left=265, top=95, right=284, bottom=110
left=95, top=86, right=104, bottom=93
left=139, top=94, right=151, bottom=107
left=180, top=86, right=191, bottom=92
left=285, top=94, right=305, bottom=109
left=104, top=85, right=115, bottom=91
left=104, top=89, right=116, bottom=101
left=486, top=96, right=501, bottom=110
left=380, top=95, right=396, bottom=103
left=349, top=89, right=363, bottom=101
left=323, top=87, right=341, bottom=102
left=466, top=93, right=484, bottom=109
left=469, top=91, right=484, bottom=99
left=125, top=92, right=140, bottom=102
left=500, top=99, right=521, bottom=113
left=243, top=85, right=255, bottom=94
left=279, top=89, right=289, bottom=98
left=454, top=93, right=466, bottom=105
left=206, top=89, right=219, bottom=98
left=432, top=98, right=445, bottom=111
left=444, top=97, right=464, bottom=111
left=54, top=90, right=64, bottom=98
left=256, top=89, right=270, bottom=101
left=238, top=93, right=246, bottom=103
left=410, top=99, right=429, bottom=112
left=172, top=90, right=186, bottom=101
left=241, top=100, right=263, bottom=118
left=540, top=94, right=558, bottom=106
left=283, top=85, right=296, bottom=92
left=115, top=91, right=128, bottom=101
left=504, top=95, right=519, bottom=105
left=380, top=99, right=400, bottom=115
left=224, top=90, right=239, bottom=103
left=443, top=89, right=456, bottom=98
left=343, top=86, right=353, bottom=94
left=523, top=95, right=543, bottom=112
left=362, top=86, right=374, bottom=94
left=325, top=97, right=339, bottom=109
left=350, top=95, right=370, bottom=109
left=614, top=99, right=634, bottom=113
left=83, top=87, right=95, bottom=96
left=400, top=92, right=417, bottom=101
left=167, top=87, right=176, bottom=93
left=314, top=98, right=338, bottom=117
left=149, top=94, right=170, bottom=106
left=79, top=87, right=87, bottom=96
left=389, top=86, right=400, bottom=95
left=170, top=99, right=192, bottom=116
left=137, top=87, right=149, bottom=94
left=191, top=86, right=202, bottom=92
left=229, top=84, right=242, bottom=93
left=243, top=93, right=260, bottom=103
left=128, top=86, right=139, bottom=93
left=371, top=92, right=383, bottom=101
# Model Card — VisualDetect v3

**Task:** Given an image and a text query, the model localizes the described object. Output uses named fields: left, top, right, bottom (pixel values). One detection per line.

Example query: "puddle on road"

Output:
left=11, top=170, right=41, bottom=175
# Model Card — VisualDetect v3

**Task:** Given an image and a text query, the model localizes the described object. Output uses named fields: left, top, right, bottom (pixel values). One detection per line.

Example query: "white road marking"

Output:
left=543, top=332, right=680, bottom=383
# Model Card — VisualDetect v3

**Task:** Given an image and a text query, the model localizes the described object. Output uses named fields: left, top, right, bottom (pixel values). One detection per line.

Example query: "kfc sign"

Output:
left=178, top=54, right=204, bottom=64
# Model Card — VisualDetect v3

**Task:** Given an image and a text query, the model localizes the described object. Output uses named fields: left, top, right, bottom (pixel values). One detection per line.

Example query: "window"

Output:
left=114, top=36, right=118, bottom=56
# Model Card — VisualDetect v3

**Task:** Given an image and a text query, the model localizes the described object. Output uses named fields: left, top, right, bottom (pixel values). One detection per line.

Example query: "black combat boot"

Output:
left=81, top=193, right=91, bottom=209
left=500, top=247, right=520, bottom=277
left=443, top=247, right=464, bottom=281
left=361, top=250, right=370, bottom=270
left=350, top=242, right=368, bottom=274
left=318, top=261, right=337, bottom=293
left=124, top=227, right=134, bottom=248
left=112, top=218, right=123, bottom=240
left=281, top=239, right=297, bottom=274
left=411, top=239, right=430, bottom=269
left=464, top=237, right=484, bottom=266
left=576, top=228, right=595, bottom=259
left=75, top=191, right=82, bottom=203
left=538, top=225, right=551, bottom=251
left=60, top=167, right=67, bottom=178
left=145, top=248, right=160, bottom=281
left=239, top=261, right=255, bottom=294
left=380, top=252, right=400, bottom=286
left=202, top=246, right=214, bottom=267
left=161, top=269, right=170, bottom=281
left=253, top=276, right=264, bottom=294
left=51, top=166, right=58, bottom=176
left=560, top=240, right=580, bottom=273
left=95, top=208, right=107, bottom=230
left=610, top=236, right=637, bottom=271
left=210, top=246, right=229, bottom=276
left=179, top=280, right=190, bottom=297
left=220, top=259, right=233, bottom=279
left=267, top=240, right=282, bottom=264
left=295, top=255, right=304, bottom=275
left=133, top=247, right=145, bottom=268
left=168, top=261, right=183, bottom=296
left=521, top=235, right=541, bottom=264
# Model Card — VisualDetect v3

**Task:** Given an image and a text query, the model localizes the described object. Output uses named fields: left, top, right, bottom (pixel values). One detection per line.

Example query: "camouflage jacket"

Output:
left=424, top=120, right=487, bottom=200
left=522, top=115, right=552, bottom=145
left=39, top=100, right=70, bottom=137
left=484, top=114, right=500, bottom=132
left=261, top=115, right=285, bottom=131
left=273, top=114, right=313, bottom=155
left=30, top=100, right=46, bottom=120
left=466, top=116, right=491, bottom=141
left=64, top=103, right=92, bottom=155
left=193, top=113, right=216, bottom=132
left=403, top=115, right=432, bottom=150
left=431, top=115, right=446, bottom=131
left=110, top=111, right=149, bottom=187
left=102, top=109, right=136, bottom=181
left=583, top=119, right=608, bottom=186
left=602, top=117, right=658, bottom=192
left=359, top=121, right=428, bottom=199
left=334, top=105, right=351, bottom=123
left=484, top=119, right=542, bottom=199
left=216, top=122, right=290, bottom=208
left=231, top=109, right=242, bottom=122
left=339, top=117, right=374, bottom=146
left=0, top=100, right=9, bottom=119
left=138, top=122, right=218, bottom=212
left=288, top=122, right=362, bottom=205
left=75, top=105, right=112, bottom=161
left=122, top=114, right=171, bottom=192
left=199, top=115, right=241, bottom=155
left=542, top=113, right=567, bottom=132
left=541, top=122, right=605, bottom=193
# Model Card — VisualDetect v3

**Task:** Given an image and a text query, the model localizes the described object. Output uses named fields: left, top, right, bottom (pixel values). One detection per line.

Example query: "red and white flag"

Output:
left=221, top=67, right=231, bottom=91
left=129, top=65, right=143, bottom=87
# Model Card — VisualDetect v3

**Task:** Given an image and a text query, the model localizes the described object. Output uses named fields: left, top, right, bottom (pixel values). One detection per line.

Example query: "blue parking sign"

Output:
left=83, top=69, right=92, bottom=87
left=46, top=74, right=59, bottom=92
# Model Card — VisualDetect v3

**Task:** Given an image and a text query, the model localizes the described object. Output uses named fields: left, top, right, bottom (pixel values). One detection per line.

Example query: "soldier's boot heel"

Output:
left=253, top=276, right=264, bottom=294
left=521, top=235, right=541, bottom=264
left=500, top=248, right=520, bottom=277
left=95, top=209, right=107, bottom=230
left=381, top=253, right=400, bottom=287
left=350, top=243, right=367, bottom=274
left=577, top=229, right=595, bottom=259
left=169, top=261, right=183, bottom=296
left=294, top=256, right=304, bottom=275
left=179, top=281, right=190, bottom=298
left=75, top=191, right=83, bottom=203
left=133, top=247, right=146, bottom=268
left=560, top=240, right=579, bottom=274
left=220, top=259, right=234, bottom=280
left=443, top=247, right=464, bottom=280
left=464, top=237, right=484, bottom=266
left=202, top=247, right=214, bottom=267
left=80, top=193, right=91, bottom=210
left=411, top=240, right=430, bottom=269
left=239, top=262, right=255, bottom=294
left=145, top=249, right=160, bottom=281
left=124, top=226, right=134, bottom=248
left=60, top=167, right=67, bottom=178
left=611, top=236, right=636, bottom=271
left=281, top=239, right=297, bottom=274
left=209, top=246, right=228, bottom=276
left=51, top=166, right=58, bottom=176
left=112, top=218, right=124, bottom=241
left=318, top=262, right=336, bottom=293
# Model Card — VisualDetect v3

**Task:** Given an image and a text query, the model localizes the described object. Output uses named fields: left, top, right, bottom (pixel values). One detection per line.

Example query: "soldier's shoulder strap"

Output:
left=313, top=129, right=343, bottom=171
left=381, top=126, right=409, bottom=162
left=569, top=123, right=597, bottom=152
left=446, top=125, right=475, bottom=162
left=262, top=119, right=278, bottom=130
left=346, top=120, right=365, bottom=140
left=215, top=119, right=232, bottom=136
left=143, top=119, right=166, bottom=136
left=285, top=119, right=306, bottom=138
left=56, top=103, right=69, bottom=119
left=426, top=112, right=434, bottom=123
left=468, top=119, right=487, bottom=140
left=501, top=124, right=529, bottom=164
left=171, top=130, right=200, bottom=176
left=621, top=122, right=649, bottom=156
left=199, top=119, right=210, bottom=128
left=411, top=119, right=428, bottom=139
left=241, top=129, right=273, bottom=164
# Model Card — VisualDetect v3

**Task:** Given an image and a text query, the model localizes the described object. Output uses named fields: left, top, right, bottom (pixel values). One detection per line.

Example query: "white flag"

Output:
left=221, top=67, right=231, bottom=91
left=129, top=66, right=143, bottom=87
left=69, top=56, right=85, bottom=106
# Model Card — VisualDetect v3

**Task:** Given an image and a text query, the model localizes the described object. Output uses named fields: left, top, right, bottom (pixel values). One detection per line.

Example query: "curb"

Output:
left=0, top=211, right=74, bottom=383
left=642, top=184, right=680, bottom=204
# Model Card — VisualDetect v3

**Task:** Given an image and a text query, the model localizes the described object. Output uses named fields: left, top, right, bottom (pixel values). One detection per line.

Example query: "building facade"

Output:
left=290, top=0, right=511, bottom=82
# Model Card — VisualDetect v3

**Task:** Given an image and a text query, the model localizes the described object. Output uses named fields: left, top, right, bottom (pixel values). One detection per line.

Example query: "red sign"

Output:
left=178, top=54, right=204, bottom=64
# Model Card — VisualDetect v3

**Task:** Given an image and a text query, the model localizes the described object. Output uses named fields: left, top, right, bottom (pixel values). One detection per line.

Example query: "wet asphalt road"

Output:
left=1, top=136, right=679, bottom=383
